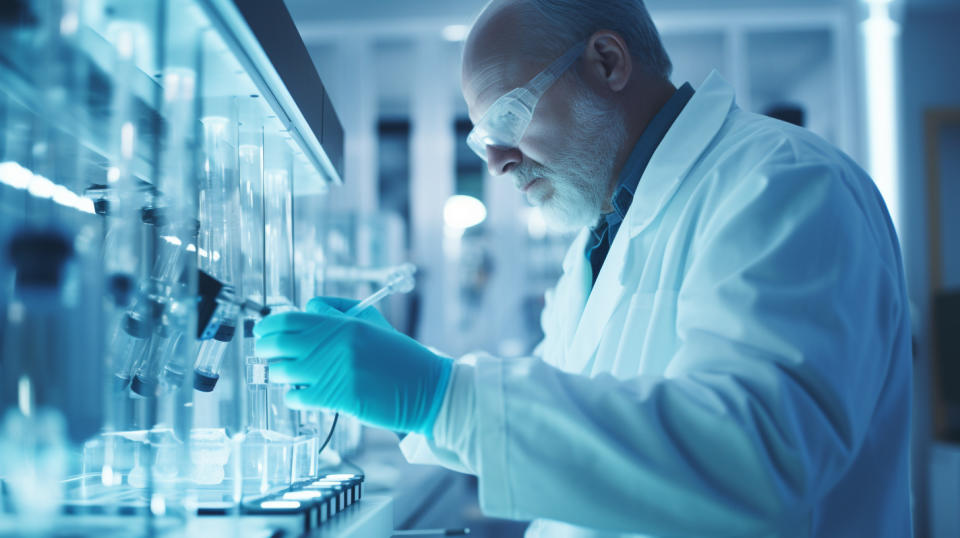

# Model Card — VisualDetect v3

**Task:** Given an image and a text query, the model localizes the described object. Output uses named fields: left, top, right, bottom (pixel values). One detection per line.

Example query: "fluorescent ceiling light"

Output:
left=443, top=195, right=487, bottom=230
left=442, top=24, right=470, bottom=42
left=861, top=0, right=901, bottom=233
left=1, top=161, right=98, bottom=214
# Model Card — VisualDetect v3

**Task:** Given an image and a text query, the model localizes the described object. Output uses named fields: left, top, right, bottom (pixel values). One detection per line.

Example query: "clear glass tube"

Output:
left=193, top=338, right=230, bottom=392
left=261, top=302, right=299, bottom=438
left=0, top=228, right=74, bottom=523
left=1, top=230, right=74, bottom=415
left=130, top=326, right=185, bottom=398
left=244, top=320, right=268, bottom=432
left=198, top=116, right=239, bottom=283
left=240, top=317, right=294, bottom=500
left=147, top=66, right=198, bottom=397
left=98, top=21, right=146, bottom=442
left=263, top=137, right=294, bottom=305
left=120, top=219, right=195, bottom=394
left=192, top=115, right=241, bottom=393
left=239, top=141, right=264, bottom=305
left=107, top=310, right=151, bottom=392
left=192, top=280, right=241, bottom=392
left=141, top=16, right=203, bottom=528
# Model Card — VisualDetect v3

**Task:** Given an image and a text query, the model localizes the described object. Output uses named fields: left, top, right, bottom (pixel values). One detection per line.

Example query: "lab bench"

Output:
left=0, top=477, right=394, bottom=537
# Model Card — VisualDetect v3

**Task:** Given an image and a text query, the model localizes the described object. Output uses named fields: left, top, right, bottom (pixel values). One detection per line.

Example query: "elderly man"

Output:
left=255, top=0, right=913, bottom=536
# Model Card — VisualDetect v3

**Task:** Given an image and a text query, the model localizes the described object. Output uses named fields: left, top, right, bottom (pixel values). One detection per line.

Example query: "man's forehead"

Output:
left=461, top=0, right=543, bottom=121
left=464, top=60, right=515, bottom=119
left=462, top=55, right=540, bottom=123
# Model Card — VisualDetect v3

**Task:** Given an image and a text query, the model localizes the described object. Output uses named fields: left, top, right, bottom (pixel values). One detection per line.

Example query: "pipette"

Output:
left=265, top=265, right=416, bottom=368
left=345, top=263, right=416, bottom=316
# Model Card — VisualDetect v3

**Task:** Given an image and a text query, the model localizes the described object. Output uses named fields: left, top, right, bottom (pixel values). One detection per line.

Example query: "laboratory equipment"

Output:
left=192, top=269, right=270, bottom=393
left=266, top=264, right=418, bottom=372
left=345, top=264, right=416, bottom=316
left=116, top=263, right=269, bottom=398
left=258, top=267, right=432, bottom=442
left=312, top=214, right=412, bottom=455
left=0, top=0, right=406, bottom=533
left=1, top=230, right=75, bottom=416
left=0, top=227, right=83, bottom=531
left=322, top=262, right=417, bottom=288
left=126, top=218, right=198, bottom=397
left=258, top=268, right=417, bottom=490
left=191, top=113, right=241, bottom=394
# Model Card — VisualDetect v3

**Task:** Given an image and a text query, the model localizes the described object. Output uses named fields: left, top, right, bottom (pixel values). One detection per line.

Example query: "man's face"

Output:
left=463, top=58, right=627, bottom=232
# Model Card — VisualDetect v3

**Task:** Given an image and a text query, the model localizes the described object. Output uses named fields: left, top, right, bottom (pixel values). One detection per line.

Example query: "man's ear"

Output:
left=583, top=30, right=632, bottom=92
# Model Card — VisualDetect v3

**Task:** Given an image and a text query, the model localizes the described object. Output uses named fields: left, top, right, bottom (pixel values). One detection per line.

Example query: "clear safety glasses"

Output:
left=466, top=40, right=586, bottom=161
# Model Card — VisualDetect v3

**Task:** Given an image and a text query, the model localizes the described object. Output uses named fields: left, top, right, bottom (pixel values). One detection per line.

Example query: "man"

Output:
left=254, top=0, right=913, bottom=536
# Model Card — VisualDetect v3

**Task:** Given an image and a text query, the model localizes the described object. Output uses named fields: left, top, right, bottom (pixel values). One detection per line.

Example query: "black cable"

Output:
left=317, top=412, right=339, bottom=455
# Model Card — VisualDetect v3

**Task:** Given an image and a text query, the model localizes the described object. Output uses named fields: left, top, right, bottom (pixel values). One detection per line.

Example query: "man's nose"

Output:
left=486, top=145, right=522, bottom=176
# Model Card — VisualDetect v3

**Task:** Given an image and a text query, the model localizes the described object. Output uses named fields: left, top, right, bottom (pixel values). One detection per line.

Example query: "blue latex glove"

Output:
left=254, top=296, right=453, bottom=437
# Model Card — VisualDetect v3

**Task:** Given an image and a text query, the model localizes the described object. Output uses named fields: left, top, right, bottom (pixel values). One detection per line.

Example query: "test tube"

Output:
left=192, top=279, right=273, bottom=392
left=189, top=269, right=274, bottom=393
left=262, top=302, right=300, bottom=439
left=131, top=68, right=198, bottom=397
left=130, top=325, right=185, bottom=398
left=98, top=23, right=145, bottom=436
left=238, top=142, right=264, bottom=305
left=120, top=218, right=196, bottom=393
left=192, top=328, right=236, bottom=392
left=1, top=230, right=74, bottom=416
left=345, top=266, right=416, bottom=316
left=264, top=166, right=293, bottom=307
left=107, top=310, right=151, bottom=392
left=191, top=114, right=241, bottom=393
left=243, top=320, right=268, bottom=431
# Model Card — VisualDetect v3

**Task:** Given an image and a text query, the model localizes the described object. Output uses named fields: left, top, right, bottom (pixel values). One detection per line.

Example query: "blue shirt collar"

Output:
left=607, top=82, right=694, bottom=223
left=587, top=83, right=695, bottom=281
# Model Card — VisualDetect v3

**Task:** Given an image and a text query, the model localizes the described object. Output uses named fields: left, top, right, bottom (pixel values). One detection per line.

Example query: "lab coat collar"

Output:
left=561, top=71, right=735, bottom=374
left=624, top=70, right=735, bottom=238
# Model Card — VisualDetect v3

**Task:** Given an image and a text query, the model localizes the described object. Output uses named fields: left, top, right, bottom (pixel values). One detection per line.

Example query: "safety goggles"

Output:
left=466, top=41, right=586, bottom=161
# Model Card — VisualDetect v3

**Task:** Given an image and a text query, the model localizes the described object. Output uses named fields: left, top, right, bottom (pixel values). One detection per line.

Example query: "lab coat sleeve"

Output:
left=433, top=160, right=905, bottom=535
left=397, top=434, right=474, bottom=474
left=398, top=355, right=481, bottom=475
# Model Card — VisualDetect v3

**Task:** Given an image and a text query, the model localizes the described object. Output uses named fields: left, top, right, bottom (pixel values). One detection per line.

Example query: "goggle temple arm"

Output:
left=525, top=40, right=588, bottom=97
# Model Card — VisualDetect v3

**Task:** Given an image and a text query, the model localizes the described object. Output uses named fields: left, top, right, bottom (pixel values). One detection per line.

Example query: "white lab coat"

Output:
left=401, top=72, right=912, bottom=537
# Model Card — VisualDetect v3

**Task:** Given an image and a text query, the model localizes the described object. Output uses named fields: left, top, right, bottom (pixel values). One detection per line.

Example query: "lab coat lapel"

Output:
left=556, top=230, right=592, bottom=351
left=563, top=71, right=736, bottom=374
left=564, top=231, right=629, bottom=373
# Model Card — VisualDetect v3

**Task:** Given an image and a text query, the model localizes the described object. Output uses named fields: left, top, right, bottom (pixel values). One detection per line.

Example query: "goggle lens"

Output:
left=466, top=93, right=534, bottom=161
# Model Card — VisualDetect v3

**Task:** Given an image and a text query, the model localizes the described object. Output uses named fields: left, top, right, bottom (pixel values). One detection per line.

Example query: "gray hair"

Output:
left=518, top=0, right=672, bottom=79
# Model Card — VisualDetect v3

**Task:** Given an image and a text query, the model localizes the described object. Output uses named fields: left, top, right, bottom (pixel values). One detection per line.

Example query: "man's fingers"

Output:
left=283, top=387, right=314, bottom=410
left=306, top=296, right=357, bottom=315
left=254, top=333, right=301, bottom=359
left=268, top=359, right=316, bottom=385
left=253, top=311, right=319, bottom=337
left=284, top=385, right=336, bottom=410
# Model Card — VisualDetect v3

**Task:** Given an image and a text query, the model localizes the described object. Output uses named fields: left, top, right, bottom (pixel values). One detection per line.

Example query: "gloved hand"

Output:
left=254, top=296, right=453, bottom=437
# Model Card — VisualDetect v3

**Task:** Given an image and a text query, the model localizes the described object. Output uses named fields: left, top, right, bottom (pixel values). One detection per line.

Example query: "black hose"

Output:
left=317, top=412, right=339, bottom=455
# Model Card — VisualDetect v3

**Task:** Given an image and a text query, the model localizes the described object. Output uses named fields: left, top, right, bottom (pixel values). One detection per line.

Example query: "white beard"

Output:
left=514, top=85, right=628, bottom=232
